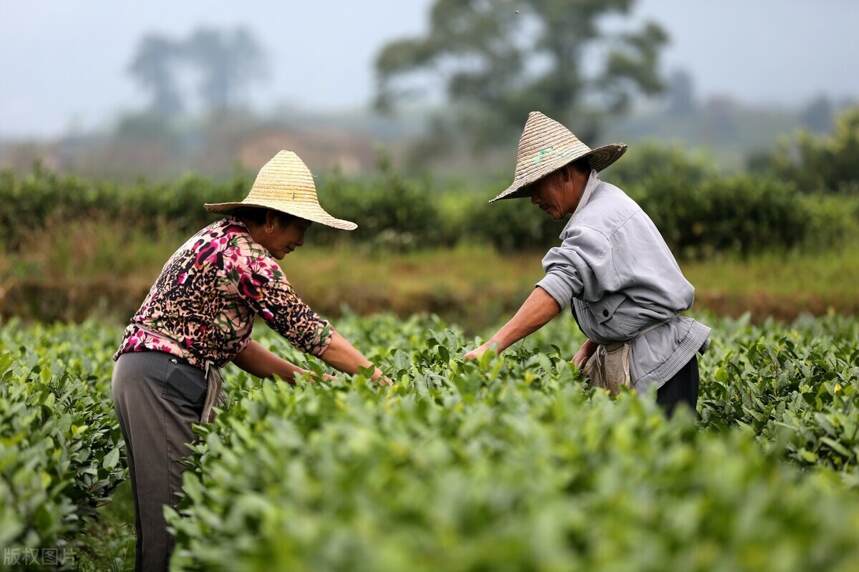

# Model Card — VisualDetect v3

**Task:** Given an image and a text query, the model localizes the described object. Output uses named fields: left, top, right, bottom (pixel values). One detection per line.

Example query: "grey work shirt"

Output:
left=536, top=170, right=711, bottom=393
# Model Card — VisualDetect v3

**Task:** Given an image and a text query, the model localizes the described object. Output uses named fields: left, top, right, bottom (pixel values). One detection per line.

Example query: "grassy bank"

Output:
left=1, top=218, right=857, bottom=328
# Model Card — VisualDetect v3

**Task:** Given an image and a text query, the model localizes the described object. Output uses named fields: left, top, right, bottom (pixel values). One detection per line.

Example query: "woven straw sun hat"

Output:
left=204, top=150, right=357, bottom=231
left=490, top=111, right=628, bottom=203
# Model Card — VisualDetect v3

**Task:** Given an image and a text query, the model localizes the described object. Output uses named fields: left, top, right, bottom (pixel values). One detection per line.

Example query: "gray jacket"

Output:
left=536, top=170, right=711, bottom=392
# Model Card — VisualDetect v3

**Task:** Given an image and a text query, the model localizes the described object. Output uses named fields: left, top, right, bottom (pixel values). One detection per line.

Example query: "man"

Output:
left=464, top=111, right=710, bottom=416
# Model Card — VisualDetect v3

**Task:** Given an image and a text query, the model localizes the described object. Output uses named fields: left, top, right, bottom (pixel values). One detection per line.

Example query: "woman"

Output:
left=111, top=150, right=385, bottom=571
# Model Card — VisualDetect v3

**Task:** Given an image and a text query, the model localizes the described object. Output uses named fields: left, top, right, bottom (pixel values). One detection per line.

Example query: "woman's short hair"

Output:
left=232, top=207, right=298, bottom=228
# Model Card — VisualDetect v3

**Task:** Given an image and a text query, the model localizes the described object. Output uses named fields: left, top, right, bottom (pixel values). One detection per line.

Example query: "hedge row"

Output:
left=1, top=146, right=856, bottom=258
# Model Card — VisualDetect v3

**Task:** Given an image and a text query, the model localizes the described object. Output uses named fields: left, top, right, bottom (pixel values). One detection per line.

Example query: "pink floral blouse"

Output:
left=114, top=217, right=332, bottom=368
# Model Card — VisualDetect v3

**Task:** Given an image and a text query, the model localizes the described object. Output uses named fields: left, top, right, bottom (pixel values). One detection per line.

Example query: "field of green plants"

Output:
left=1, top=109, right=858, bottom=570
left=2, top=313, right=858, bottom=570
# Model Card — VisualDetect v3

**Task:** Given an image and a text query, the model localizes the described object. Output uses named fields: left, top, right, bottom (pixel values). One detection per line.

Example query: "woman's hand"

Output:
left=320, top=330, right=390, bottom=385
left=232, top=340, right=308, bottom=383
left=572, top=339, right=598, bottom=369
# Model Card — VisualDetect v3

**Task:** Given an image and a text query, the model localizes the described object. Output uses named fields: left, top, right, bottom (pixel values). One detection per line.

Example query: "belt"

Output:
left=167, top=354, right=203, bottom=371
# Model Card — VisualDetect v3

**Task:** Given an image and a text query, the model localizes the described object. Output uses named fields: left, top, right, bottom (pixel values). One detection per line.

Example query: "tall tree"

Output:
left=375, top=0, right=668, bottom=148
left=128, top=34, right=184, bottom=117
left=185, top=26, right=268, bottom=112
left=665, top=69, right=696, bottom=115
left=800, top=95, right=834, bottom=134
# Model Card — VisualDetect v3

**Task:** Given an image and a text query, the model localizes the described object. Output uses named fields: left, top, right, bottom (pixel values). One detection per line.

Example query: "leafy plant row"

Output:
left=0, top=314, right=856, bottom=569
left=698, top=315, right=859, bottom=475
left=165, top=313, right=859, bottom=571
left=0, top=322, right=125, bottom=562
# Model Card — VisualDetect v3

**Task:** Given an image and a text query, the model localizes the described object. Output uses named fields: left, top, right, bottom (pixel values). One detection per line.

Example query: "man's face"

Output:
left=529, top=166, right=588, bottom=220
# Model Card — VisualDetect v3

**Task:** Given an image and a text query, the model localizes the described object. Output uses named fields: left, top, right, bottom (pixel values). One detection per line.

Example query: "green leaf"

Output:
left=102, top=447, right=120, bottom=470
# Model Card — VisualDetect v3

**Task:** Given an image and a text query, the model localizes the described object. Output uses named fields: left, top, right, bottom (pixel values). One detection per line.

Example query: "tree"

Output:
left=128, top=34, right=184, bottom=117
left=800, top=95, right=834, bottom=134
left=185, top=26, right=268, bottom=112
left=665, top=68, right=696, bottom=115
left=374, top=0, right=668, bottom=149
left=750, top=106, right=859, bottom=192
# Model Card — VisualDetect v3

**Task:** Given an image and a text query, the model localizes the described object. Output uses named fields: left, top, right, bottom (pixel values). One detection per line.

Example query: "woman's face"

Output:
left=259, top=216, right=311, bottom=259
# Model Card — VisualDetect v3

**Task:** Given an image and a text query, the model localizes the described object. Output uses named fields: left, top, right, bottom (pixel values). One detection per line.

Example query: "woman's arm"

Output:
left=225, top=253, right=385, bottom=383
left=232, top=340, right=313, bottom=384
left=319, top=329, right=387, bottom=382
left=465, top=286, right=561, bottom=360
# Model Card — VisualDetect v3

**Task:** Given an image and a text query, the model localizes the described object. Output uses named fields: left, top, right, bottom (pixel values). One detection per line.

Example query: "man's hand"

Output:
left=572, top=339, right=598, bottom=369
left=464, top=342, right=496, bottom=362
left=465, top=287, right=561, bottom=360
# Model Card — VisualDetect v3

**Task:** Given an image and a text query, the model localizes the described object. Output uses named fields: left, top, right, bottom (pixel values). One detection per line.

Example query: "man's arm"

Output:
left=232, top=340, right=315, bottom=383
left=464, top=287, right=561, bottom=360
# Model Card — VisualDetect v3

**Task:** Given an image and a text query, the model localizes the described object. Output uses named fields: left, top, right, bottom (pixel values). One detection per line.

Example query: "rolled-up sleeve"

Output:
left=536, top=224, right=616, bottom=309
left=231, top=255, right=332, bottom=357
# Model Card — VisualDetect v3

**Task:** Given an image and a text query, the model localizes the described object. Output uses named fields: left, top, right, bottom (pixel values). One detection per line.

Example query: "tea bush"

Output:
left=0, top=322, right=125, bottom=557
left=699, top=315, right=859, bottom=473
left=1, top=314, right=857, bottom=569
left=165, top=313, right=858, bottom=571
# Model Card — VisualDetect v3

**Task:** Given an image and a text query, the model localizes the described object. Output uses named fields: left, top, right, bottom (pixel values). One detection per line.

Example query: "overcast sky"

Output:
left=2, top=0, right=858, bottom=138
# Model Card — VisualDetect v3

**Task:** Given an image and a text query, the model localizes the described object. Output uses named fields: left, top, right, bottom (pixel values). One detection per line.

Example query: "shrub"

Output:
left=1, top=314, right=858, bottom=569
left=750, top=106, right=859, bottom=192
left=0, top=322, right=125, bottom=556
left=629, top=175, right=812, bottom=258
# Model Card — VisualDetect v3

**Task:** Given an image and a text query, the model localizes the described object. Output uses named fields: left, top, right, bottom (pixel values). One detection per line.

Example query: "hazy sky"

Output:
left=2, top=0, right=858, bottom=138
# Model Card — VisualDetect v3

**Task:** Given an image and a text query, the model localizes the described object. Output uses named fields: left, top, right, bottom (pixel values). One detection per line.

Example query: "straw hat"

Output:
left=490, top=111, right=628, bottom=203
left=204, top=150, right=357, bottom=230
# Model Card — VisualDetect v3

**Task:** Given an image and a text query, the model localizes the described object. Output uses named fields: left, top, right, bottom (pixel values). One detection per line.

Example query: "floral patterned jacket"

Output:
left=114, top=217, right=331, bottom=368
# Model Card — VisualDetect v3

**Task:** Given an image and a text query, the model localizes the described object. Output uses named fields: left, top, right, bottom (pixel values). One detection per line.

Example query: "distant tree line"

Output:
left=128, top=26, right=268, bottom=117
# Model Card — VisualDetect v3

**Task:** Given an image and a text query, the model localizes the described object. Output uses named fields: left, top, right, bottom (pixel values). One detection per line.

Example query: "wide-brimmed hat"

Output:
left=490, top=111, right=628, bottom=203
left=204, top=150, right=357, bottom=230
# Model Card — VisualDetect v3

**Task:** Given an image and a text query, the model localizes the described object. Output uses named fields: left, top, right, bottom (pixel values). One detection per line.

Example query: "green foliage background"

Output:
left=2, top=140, right=857, bottom=258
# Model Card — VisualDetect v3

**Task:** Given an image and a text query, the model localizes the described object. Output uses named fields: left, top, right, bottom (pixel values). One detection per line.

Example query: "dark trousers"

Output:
left=655, top=355, right=699, bottom=418
left=111, top=351, right=208, bottom=572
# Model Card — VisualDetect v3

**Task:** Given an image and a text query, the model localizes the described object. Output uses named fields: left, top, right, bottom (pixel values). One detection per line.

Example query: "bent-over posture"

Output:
left=465, top=112, right=710, bottom=416
left=112, top=150, right=386, bottom=571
